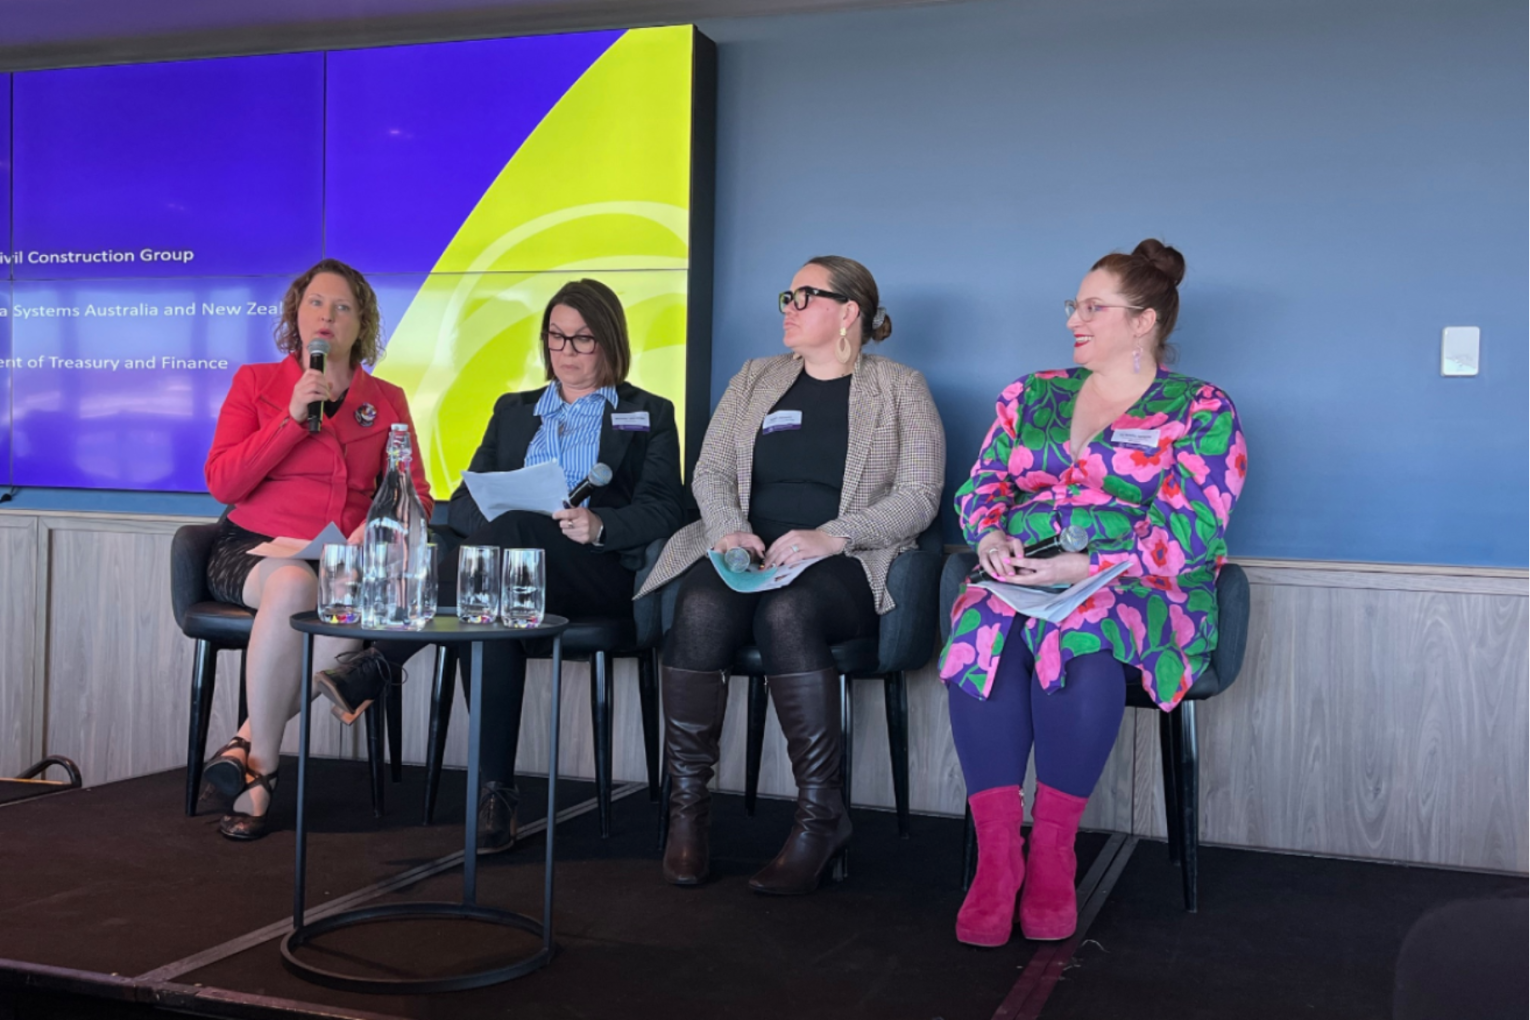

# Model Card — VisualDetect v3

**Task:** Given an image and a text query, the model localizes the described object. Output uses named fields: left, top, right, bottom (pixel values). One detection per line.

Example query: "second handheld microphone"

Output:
left=1023, top=524, right=1089, bottom=559
left=564, top=462, right=613, bottom=508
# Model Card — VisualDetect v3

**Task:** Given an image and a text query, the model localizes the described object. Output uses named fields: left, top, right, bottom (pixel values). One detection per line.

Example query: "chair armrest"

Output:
left=876, top=545, right=943, bottom=673
left=938, top=550, right=979, bottom=643
left=1210, top=563, right=1251, bottom=692
left=631, top=537, right=668, bottom=650
left=170, top=522, right=224, bottom=629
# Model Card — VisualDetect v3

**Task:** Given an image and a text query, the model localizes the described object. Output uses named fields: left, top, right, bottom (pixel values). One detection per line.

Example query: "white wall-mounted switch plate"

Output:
left=1441, top=326, right=1480, bottom=376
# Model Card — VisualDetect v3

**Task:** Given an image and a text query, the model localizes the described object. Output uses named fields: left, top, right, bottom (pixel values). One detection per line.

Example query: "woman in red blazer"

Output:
left=198, top=258, right=433, bottom=841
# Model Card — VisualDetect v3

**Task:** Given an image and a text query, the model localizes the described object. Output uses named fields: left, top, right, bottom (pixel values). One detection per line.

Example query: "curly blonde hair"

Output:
left=273, top=259, right=381, bottom=368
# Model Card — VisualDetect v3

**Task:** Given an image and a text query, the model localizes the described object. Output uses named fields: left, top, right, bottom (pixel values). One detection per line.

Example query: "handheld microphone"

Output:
left=723, top=547, right=755, bottom=573
left=564, top=462, right=613, bottom=508
left=1022, top=524, right=1090, bottom=559
left=969, top=525, right=1091, bottom=583
left=306, top=338, right=330, bottom=434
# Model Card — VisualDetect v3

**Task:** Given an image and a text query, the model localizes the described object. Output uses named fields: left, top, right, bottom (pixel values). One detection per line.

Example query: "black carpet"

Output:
left=0, top=758, right=585, bottom=978
left=2, top=761, right=1523, bottom=1020
left=0, top=759, right=1080, bottom=1020
left=180, top=787, right=1082, bottom=1020
left=1041, top=840, right=1527, bottom=1020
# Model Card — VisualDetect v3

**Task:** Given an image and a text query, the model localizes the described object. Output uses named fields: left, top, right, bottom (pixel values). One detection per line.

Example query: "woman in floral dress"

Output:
left=940, top=239, right=1246, bottom=946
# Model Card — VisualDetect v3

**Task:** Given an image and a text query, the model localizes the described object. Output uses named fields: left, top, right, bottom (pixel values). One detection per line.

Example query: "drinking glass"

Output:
left=501, top=548, right=546, bottom=628
left=457, top=545, right=500, bottom=624
left=317, top=544, right=361, bottom=625
left=410, top=542, right=438, bottom=629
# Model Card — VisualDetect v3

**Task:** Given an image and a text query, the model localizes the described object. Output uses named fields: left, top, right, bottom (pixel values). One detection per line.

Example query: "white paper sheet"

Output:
left=707, top=550, right=827, bottom=593
left=973, top=561, right=1131, bottom=624
left=462, top=462, right=570, bottom=520
left=247, top=522, right=348, bottom=561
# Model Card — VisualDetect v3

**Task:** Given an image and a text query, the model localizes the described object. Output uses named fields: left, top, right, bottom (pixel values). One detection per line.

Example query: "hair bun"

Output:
left=870, top=306, right=893, bottom=342
left=1131, top=238, right=1186, bottom=288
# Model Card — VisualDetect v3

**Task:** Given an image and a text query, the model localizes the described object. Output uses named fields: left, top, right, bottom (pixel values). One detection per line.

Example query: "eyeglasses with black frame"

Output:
left=778, top=286, right=850, bottom=313
left=542, top=329, right=599, bottom=355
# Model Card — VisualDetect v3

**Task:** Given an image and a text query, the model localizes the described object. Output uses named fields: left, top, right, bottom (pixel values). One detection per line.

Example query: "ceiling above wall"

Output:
left=0, top=0, right=954, bottom=70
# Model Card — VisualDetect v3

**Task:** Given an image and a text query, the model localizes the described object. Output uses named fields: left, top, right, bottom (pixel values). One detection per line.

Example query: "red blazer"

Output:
left=205, top=355, right=434, bottom=540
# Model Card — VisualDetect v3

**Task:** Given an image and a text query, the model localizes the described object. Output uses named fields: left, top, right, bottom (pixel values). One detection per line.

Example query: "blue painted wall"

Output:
left=696, top=0, right=1528, bottom=567
left=13, top=0, right=1527, bottom=568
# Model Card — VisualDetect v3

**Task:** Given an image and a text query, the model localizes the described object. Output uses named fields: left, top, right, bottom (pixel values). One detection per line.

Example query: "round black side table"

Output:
left=280, top=611, right=569, bottom=994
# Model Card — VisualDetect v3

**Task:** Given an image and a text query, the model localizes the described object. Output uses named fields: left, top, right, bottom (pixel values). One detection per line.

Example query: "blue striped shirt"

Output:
left=526, top=383, right=618, bottom=504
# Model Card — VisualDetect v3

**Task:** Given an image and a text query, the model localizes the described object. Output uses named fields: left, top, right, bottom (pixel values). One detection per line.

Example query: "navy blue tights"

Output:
left=947, top=638, right=1131, bottom=799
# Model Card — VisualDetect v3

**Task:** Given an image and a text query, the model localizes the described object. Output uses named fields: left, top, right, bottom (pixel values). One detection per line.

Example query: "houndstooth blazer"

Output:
left=638, top=351, right=945, bottom=614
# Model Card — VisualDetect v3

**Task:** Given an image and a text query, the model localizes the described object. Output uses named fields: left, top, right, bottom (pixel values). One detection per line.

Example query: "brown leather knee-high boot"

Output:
left=748, top=668, right=851, bottom=895
left=661, top=664, right=728, bottom=886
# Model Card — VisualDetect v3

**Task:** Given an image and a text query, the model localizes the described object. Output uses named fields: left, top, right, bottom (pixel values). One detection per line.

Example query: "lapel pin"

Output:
left=355, top=403, right=377, bottom=428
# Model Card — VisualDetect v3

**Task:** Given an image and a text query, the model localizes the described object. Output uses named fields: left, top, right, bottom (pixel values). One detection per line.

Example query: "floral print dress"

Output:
left=938, top=367, right=1247, bottom=711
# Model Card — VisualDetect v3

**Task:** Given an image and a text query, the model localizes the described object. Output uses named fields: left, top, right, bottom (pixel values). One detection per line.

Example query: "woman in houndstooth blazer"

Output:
left=638, top=256, right=945, bottom=895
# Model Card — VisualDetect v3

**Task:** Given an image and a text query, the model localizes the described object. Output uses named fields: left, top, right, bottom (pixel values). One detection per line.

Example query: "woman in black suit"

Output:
left=325, top=279, right=683, bottom=851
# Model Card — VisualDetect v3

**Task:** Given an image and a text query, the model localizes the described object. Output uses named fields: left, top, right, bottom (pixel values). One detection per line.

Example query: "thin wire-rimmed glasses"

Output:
left=778, top=286, right=850, bottom=313
left=1064, top=299, right=1144, bottom=321
left=543, top=330, right=598, bottom=354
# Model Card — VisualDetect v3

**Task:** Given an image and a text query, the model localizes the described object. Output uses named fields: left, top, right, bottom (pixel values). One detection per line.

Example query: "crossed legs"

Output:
left=219, top=557, right=358, bottom=819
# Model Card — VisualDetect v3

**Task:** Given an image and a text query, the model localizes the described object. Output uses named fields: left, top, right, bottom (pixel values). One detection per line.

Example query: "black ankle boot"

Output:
left=749, top=668, right=851, bottom=896
left=661, top=665, right=728, bottom=886
left=315, top=647, right=398, bottom=725
left=476, top=781, right=520, bottom=855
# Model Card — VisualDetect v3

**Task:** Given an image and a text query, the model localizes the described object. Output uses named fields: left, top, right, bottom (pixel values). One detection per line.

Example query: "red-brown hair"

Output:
left=273, top=258, right=381, bottom=368
left=1092, top=239, right=1185, bottom=365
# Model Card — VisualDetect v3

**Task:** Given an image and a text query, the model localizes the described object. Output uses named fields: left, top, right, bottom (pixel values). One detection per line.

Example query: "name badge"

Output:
left=1110, top=427, right=1161, bottom=449
left=611, top=411, right=650, bottom=432
left=762, top=410, right=803, bottom=434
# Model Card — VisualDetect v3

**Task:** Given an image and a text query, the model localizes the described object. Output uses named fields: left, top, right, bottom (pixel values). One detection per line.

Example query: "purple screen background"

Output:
left=1, top=74, right=11, bottom=486
left=4, top=32, right=618, bottom=492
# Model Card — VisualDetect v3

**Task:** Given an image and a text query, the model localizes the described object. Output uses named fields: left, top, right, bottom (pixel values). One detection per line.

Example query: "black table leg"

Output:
left=283, top=618, right=565, bottom=993
left=464, top=639, right=483, bottom=904
left=293, top=633, right=314, bottom=930
left=543, top=634, right=562, bottom=955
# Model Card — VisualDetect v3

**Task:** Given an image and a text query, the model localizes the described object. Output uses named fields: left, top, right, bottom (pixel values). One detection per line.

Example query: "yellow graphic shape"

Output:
left=375, top=26, right=695, bottom=497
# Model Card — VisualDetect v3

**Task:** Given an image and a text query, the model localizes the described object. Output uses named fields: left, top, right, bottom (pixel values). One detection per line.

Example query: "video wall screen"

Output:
left=0, top=26, right=711, bottom=497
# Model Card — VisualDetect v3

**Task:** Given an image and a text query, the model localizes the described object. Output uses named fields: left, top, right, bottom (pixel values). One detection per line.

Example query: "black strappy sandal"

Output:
left=218, top=769, right=279, bottom=841
left=197, top=735, right=251, bottom=814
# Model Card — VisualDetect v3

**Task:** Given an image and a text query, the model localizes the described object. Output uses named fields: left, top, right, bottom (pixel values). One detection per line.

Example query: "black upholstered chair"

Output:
left=654, top=521, right=945, bottom=852
left=421, top=538, right=667, bottom=837
left=172, top=520, right=391, bottom=818
left=940, top=550, right=1252, bottom=912
left=738, top=521, right=944, bottom=837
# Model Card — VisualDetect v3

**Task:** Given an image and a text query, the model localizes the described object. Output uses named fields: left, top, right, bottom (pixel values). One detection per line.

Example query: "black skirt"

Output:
left=205, top=517, right=273, bottom=609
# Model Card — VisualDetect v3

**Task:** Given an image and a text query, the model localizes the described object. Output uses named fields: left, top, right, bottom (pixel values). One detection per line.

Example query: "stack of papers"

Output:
left=461, top=462, right=570, bottom=519
left=972, top=561, right=1131, bottom=624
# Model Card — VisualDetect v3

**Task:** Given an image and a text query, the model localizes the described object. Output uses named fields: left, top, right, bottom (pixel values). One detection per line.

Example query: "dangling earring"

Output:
left=836, top=326, right=853, bottom=365
left=1132, top=345, right=1142, bottom=374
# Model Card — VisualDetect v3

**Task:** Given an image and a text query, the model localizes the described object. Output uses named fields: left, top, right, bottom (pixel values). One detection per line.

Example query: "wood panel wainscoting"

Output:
left=1, top=509, right=1524, bottom=874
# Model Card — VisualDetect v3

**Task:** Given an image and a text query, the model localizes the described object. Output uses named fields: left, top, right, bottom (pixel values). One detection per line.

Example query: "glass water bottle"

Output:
left=361, top=423, right=430, bottom=630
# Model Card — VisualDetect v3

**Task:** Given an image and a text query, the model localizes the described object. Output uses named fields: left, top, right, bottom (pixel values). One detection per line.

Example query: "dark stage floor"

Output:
left=0, top=761, right=1523, bottom=1020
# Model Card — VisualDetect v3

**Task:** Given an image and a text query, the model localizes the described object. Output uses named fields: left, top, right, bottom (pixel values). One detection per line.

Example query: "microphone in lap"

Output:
left=969, top=525, right=1090, bottom=583
left=306, top=338, right=330, bottom=434
left=564, top=462, right=613, bottom=508
left=1023, top=524, right=1089, bottom=559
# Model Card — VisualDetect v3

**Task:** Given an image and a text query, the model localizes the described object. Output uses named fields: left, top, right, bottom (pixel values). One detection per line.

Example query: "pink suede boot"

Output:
left=955, top=786, right=1025, bottom=947
left=1019, top=782, right=1089, bottom=941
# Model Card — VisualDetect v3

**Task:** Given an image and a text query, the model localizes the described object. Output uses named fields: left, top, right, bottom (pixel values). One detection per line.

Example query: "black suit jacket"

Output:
left=446, top=383, right=684, bottom=572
